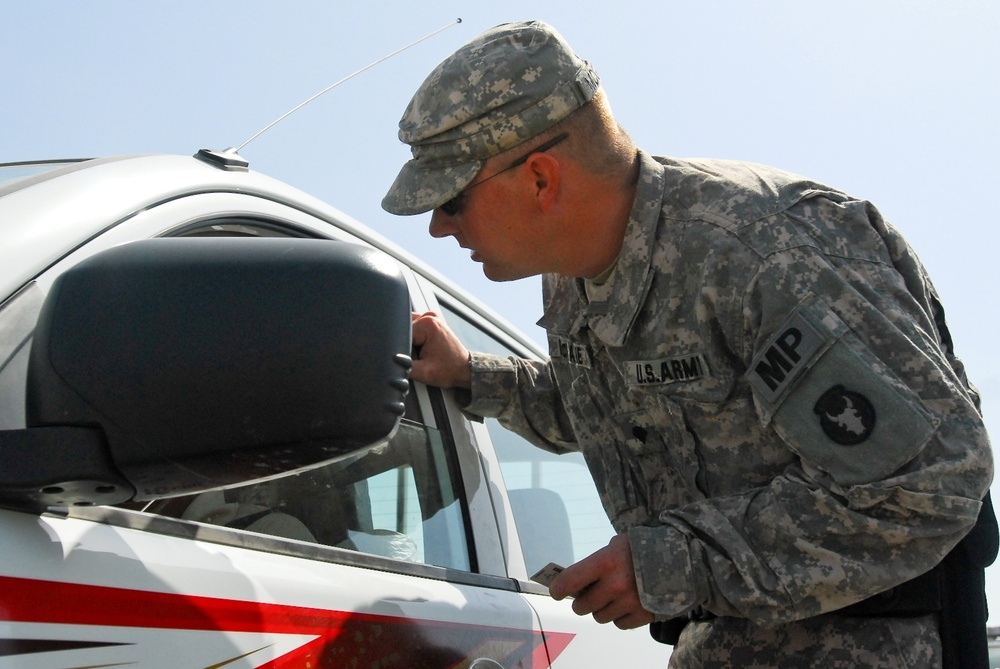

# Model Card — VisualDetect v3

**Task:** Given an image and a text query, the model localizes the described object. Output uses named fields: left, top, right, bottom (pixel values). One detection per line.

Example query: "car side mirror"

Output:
left=0, top=238, right=412, bottom=512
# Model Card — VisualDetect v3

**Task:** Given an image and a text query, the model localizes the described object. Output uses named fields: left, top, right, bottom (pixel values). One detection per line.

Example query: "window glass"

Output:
left=147, top=416, right=470, bottom=570
left=438, top=302, right=614, bottom=575
left=0, top=160, right=81, bottom=192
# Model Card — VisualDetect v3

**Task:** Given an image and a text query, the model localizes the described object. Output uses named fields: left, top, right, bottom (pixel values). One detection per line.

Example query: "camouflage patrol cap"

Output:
left=381, top=20, right=600, bottom=216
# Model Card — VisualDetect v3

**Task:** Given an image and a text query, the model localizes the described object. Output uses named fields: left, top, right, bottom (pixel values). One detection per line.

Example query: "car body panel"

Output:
left=0, top=154, right=669, bottom=666
left=0, top=508, right=556, bottom=669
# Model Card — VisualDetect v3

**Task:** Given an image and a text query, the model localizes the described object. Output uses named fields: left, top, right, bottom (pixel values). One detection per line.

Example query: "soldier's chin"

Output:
left=480, top=262, right=532, bottom=283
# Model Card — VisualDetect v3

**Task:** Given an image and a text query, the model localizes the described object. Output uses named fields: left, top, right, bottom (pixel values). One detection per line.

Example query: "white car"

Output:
left=0, top=152, right=669, bottom=667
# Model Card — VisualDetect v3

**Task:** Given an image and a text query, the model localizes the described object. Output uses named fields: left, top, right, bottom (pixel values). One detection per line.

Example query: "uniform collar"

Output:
left=539, top=151, right=667, bottom=346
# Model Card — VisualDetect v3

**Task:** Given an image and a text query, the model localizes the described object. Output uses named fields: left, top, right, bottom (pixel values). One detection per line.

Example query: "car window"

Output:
left=0, top=160, right=84, bottom=192
left=437, top=302, right=615, bottom=575
left=146, top=408, right=471, bottom=571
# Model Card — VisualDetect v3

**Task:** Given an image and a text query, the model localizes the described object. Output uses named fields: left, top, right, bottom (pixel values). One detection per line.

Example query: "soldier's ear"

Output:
left=526, top=154, right=561, bottom=211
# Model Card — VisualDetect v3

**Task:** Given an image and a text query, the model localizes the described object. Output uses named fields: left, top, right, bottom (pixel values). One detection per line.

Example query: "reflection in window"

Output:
left=437, top=301, right=615, bottom=575
left=147, top=419, right=470, bottom=571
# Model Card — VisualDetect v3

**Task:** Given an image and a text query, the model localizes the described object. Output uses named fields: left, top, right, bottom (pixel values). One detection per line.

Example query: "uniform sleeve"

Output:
left=627, top=197, right=993, bottom=625
left=462, top=351, right=579, bottom=455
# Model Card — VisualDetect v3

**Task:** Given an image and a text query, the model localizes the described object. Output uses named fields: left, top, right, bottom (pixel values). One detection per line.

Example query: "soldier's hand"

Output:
left=549, top=533, right=655, bottom=630
left=410, top=311, right=472, bottom=389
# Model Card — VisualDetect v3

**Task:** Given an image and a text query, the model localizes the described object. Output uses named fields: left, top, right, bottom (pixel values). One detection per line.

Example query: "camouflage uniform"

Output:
left=463, top=151, right=993, bottom=666
left=381, top=20, right=994, bottom=668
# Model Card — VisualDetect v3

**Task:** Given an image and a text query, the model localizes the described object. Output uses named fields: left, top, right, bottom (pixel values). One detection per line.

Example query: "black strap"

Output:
left=649, top=618, right=689, bottom=646
left=939, top=491, right=997, bottom=669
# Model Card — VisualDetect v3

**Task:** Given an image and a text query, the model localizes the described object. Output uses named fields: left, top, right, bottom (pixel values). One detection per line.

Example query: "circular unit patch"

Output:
left=812, top=384, right=876, bottom=446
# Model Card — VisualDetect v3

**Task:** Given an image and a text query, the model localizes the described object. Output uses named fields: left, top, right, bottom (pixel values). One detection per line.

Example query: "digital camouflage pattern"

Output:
left=463, top=151, right=992, bottom=666
left=382, top=21, right=599, bottom=216
left=671, top=614, right=940, bottom=667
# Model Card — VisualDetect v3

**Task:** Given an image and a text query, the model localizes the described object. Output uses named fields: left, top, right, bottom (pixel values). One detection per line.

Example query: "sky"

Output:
left=5, top=0, right=1000, bottom=624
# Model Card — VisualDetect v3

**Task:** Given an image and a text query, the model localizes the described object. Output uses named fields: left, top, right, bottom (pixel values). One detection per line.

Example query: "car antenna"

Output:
left=196, top=18, right=462, bottom=170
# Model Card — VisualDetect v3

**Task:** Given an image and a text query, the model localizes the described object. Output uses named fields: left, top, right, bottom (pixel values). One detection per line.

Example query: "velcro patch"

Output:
left=748, top=310, right=830, bottom=407
left=549, top=334, right=592, bottom=368
left=625, top=353, right=710, bottom=387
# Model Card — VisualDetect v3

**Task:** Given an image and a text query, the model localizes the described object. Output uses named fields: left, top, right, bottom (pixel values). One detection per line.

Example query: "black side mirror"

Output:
left=1, top=238, right=411, bottom=511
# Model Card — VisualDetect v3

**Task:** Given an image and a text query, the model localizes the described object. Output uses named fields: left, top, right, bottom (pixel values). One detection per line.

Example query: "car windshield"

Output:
left=0, top=161, right=87, bottom=193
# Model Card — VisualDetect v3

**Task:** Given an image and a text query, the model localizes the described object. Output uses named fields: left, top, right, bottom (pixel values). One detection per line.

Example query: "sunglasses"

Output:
left=439, top=133, right=569, bottom=217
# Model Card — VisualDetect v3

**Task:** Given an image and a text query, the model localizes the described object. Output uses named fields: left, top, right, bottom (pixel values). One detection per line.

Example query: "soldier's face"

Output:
left=428, top=168, right=544, bottom=282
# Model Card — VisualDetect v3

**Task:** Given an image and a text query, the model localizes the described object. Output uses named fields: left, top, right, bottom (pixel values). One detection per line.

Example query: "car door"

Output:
left=0, top=187, right=569, bottom=668
left=421, top=294, right=671, bottom=667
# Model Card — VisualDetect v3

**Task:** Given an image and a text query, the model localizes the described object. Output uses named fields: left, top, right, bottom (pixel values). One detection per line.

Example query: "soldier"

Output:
left=381, top=20, right=996, bottom=668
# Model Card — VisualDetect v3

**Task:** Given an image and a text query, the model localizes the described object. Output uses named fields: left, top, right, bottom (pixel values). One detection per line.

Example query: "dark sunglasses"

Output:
left=439, top=133, right=569, bottom=217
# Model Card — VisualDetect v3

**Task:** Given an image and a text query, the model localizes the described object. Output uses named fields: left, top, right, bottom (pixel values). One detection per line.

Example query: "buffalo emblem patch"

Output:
left=813, top=384, right=876, bottom=446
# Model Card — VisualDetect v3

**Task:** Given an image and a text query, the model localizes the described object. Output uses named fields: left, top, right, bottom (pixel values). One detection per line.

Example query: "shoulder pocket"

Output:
left=747, top=297, right=938, bottom=486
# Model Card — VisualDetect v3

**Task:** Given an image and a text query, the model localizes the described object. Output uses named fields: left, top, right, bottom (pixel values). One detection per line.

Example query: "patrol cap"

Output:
left=381, top=20, right=600, bottom=216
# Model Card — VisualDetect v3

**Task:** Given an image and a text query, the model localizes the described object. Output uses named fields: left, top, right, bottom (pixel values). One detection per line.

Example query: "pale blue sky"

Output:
left=5, top=0, right=1000, bottom=622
